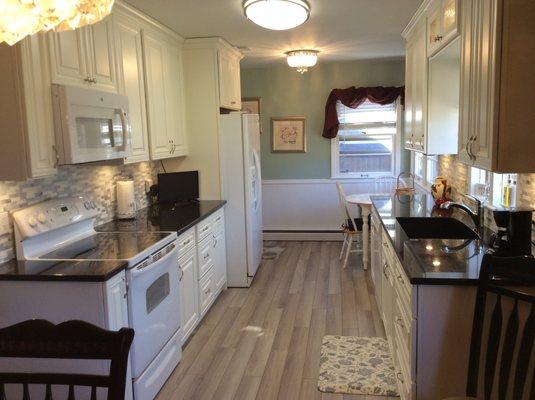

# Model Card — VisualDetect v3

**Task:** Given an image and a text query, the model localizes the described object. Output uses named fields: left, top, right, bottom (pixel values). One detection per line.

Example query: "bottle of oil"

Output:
left=502, top=177, right=512, bottom=207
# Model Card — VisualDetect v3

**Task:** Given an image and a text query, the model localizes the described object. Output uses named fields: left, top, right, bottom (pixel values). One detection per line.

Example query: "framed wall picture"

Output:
left=241, top=97, right=262, bottom=134
left=271, top=117, right=306, bottom=153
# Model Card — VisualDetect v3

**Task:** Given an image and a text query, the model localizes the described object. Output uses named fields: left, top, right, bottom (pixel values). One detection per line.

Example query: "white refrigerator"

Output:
left=219, top=112, right=263, bottom=287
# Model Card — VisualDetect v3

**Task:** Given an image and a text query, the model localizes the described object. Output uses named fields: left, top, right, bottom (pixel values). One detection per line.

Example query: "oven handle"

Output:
left=116, top=108, right=131, bottom=154
left=130, top=242, right=177, bottom=278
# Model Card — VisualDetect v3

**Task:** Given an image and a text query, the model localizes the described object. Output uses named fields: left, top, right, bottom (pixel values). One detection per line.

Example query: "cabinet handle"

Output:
left=52, top=145, right=59, bottom=168
left=213, top=238, right=217, bottom=248
left=91, top=78, right=97, bottom=84
left=182, top=238, right=191, bottom=246
left=397, top=275, right=405, bottom=285
left=231, top=101, right=237, bottom=105
left=396, top=317, right=405, bottom=329
left=434, top=35, right=443, bottom=42
left=397, top=372, right=404, bottom=383
left=202, top=226, right=210, bottom=232
left=382, top=263, right=389, bottom=278
left=178, top=267, right=184, bottom=282
left=468, top=136, right=476, bottom=161
left=204, top=253, right=210, bottom=260
left=84, top=77, right=92, bottom=83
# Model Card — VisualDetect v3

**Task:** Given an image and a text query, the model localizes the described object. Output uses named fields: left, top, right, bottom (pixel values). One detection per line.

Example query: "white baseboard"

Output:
left=264, top=231, right=344, bottom=241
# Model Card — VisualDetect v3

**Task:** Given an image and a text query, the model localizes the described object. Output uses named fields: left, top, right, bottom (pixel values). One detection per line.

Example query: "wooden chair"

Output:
left=444, top=254, right=535, bottom=400
left=0, top=319, right=134, bottom=400
left=336, top=182, right=364, bottom=269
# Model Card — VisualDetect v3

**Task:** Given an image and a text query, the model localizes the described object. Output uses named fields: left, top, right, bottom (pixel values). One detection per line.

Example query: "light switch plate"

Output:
left=0, top=212, right=10, bottom=233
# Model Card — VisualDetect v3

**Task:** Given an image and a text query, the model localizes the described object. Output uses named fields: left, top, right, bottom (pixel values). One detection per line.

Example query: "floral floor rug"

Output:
left=318, top=335, right=400, bottom=397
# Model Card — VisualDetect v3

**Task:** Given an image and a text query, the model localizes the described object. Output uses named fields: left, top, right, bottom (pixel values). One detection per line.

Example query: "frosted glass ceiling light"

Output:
left=0, top=0, right=115, bottom=46
left=286, top=49, right=318, bottom=73
left=243, top=0, right=310, bottom=31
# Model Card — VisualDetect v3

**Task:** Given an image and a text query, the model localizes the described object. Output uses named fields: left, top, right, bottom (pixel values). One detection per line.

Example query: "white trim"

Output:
left=262, top=178, right=376, bottom=185
left=401, top=0, right=433, bottom=38
left=264, top=231, right=344, bottom=241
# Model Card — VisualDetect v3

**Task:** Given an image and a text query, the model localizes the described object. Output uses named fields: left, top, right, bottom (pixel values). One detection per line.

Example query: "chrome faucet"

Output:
left=440, top=194, right=483, bottom=230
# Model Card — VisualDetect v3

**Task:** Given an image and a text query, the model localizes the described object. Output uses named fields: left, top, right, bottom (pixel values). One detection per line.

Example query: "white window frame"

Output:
left=331, top=100, right=401, bottom=179
left=467, top=167, right=518, bottom=207
left=410, top=152, right=438, bottom=189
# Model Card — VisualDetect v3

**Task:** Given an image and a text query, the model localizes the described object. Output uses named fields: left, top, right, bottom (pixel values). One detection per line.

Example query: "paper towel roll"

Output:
left=117, top=180, right=136, bottom=219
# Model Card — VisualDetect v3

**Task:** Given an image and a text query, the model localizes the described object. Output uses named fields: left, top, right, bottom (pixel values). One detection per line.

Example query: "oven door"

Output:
left=126, top=241, right=181, bottom=379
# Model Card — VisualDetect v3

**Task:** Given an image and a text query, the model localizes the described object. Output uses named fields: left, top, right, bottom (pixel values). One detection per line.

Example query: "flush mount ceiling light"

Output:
left=286, top=49, right=319, bottom=73
left=243, top=0, right=310, bottom=30
left=0, top=0, right=115, bottom=46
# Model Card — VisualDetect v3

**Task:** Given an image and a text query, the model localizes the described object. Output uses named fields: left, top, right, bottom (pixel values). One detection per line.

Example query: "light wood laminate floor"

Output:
left=157, top=241, right=396, bottom=400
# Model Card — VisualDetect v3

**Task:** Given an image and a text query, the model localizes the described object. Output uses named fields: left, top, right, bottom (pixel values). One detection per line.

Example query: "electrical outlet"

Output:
left=145, top=179, right=153, bottom=194
left=0, top=212, right=10, bottom=233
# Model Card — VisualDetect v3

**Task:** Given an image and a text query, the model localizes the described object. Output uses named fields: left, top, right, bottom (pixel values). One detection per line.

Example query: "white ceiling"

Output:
left=124, top=0, right=423, bottom=68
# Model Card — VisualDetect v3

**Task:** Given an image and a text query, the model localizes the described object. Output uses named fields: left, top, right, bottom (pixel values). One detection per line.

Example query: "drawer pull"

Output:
left=397, top=275, right=405, bottom=285
left=178, top=267, right=184, bottom=282
left=202, top=226, right=210, bottom=232
left=204, top=253, right=210, bottom=260
left=214, top=216, right=222, bottom=222
left=182, top=238, right=191, bottom=246
left=205, top=287, right=212, bottom=295
left=382, top=263, right=389, bottom=278
left=396, top=317, right=405, bottom=329
left=396, top=372, right=404, bottom=383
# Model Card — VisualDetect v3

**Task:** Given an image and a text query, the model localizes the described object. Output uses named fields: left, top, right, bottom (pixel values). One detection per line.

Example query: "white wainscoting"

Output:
left=262, top=179, right=376, bottom=240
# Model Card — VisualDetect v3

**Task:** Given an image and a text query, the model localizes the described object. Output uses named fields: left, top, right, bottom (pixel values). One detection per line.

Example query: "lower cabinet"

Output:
left=374, top=209, right=475, bottom=400
left=178, top=208, right=227, bottom=344
left=178, top=246, right=199, bottom=344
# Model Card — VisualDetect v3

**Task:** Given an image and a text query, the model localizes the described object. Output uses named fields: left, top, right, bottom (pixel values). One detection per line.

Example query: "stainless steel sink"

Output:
left=396, top=217, right=479, bottom=240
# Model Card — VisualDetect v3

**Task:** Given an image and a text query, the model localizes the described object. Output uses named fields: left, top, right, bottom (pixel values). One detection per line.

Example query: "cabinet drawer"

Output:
left=198, top=235, right=214, bottom=279
left=199, top=266, right=215, bottom=315
left=197, top=218, right=213, bottom=241
left=394, top=294, right=412, bottom=358
left=391, top=259, right=412, bottom=309
left=211, top=210, right=224, bottom=233
left=177, top=228, right=195, bottom=257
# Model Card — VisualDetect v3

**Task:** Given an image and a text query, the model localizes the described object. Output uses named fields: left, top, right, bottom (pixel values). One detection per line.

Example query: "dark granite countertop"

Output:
left=0, top=258, right=128, bottom=282
left=372, top=194, right=495, bottom=285
left=0, top=200, right=226, bottom=282
left=96, top=200, right=227, bottom=235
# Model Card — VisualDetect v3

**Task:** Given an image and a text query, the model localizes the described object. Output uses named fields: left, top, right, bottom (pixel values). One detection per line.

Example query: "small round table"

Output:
left=345, top=194, right=373, bottom=270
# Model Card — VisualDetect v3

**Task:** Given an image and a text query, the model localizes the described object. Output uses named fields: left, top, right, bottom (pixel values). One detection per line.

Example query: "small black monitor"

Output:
left=158, top=171, right=199, bottom=204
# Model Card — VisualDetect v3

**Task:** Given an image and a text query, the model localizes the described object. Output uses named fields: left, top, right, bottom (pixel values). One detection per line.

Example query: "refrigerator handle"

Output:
left=252, top=149, right=262, bottom=211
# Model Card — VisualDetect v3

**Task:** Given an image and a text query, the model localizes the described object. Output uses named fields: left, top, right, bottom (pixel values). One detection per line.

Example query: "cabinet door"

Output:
left=85, top=17, right=117, bottom=92
left=412, top=21, right=428, bottom=153
left=20, top=34, right=58, bottom=178
left=212, top=228, right=227, bottom=292
left=218, top=50, right=241, bottom=110
left=427, top=4, right=443, bottom=55
left=381, top=254, right=394, bottom=340
left=143, top=29, right=173, bottom=159
left=179, top=249, right=199, bottom=344
left=114, top=12, right=150, bottom=163
left=48, top=29, right=89, bottom=86
left=442, top=0, right=459, bottom=42
left=163, top=41, right=188, bottom=157
left=404, top=37, right=416, bottom=151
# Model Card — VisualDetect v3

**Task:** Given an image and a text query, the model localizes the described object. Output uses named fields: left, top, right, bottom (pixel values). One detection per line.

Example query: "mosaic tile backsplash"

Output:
left=0, top=161, right=161, bottom=263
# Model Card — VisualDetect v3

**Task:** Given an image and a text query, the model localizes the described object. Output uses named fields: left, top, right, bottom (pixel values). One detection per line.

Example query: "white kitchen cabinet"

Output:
left=114, top=7, right=150, bottom=163
left=427, top=0, right=459, bottom=56
left=48, top=17, right=117, bottom=92
left=143, top=27, right=188, bottom=160
left=0, top=35, right=57, bottom=180
left=211, top=211, right=227, bottom=292
left=403, top=0, right=460, bottom=155
left=458, top=0, right=535, bottom=173
left=218, top=48, right=242, bottom=110
left=404, top=19, right=427, bottom=153
left=179, top=247, right=199, bottom=344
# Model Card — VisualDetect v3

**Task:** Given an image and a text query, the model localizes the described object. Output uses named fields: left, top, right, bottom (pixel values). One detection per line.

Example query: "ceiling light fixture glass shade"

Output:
left=286, top=49, right=318, bottom=73
left=243, top=0, right=310, bottom=30
left=0, top=0, right=115, bottom=46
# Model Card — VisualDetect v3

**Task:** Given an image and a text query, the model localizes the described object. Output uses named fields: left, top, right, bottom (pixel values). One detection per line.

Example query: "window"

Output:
left=467, top=167, right=519, bottom=206
left=331, top=100, right=397, bottom=178
left=410, top=152, right=438, bottom=187
left=470, top=167, right=490, bottom=200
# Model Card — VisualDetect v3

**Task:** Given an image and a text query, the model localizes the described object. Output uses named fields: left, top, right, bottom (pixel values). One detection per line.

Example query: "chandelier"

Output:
left=0, top=0, right=115, bottom=46
left=286, top=49, right=319, bottom=74
left=243, top=0, right=310, bottom=31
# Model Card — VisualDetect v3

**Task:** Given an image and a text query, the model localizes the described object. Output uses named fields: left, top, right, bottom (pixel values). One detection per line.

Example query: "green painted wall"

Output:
left=241, top=59, right=407, bottom=180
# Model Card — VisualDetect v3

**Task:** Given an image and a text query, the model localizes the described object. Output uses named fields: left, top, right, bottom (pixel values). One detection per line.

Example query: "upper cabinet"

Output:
left=143, top=27, right=188, bottom=160
left=458, top=0, right=535, bottom=173
left=218, top=48, right=242, bottom=110
left=0, top=35, right=57, bottom=180
left=427, top=0, right=459, bottom=56
left=48, top=17, right=117, bottom=92
left=403, top=0, right=461, bottom=155
left=113, top=6, right=150, bottom=163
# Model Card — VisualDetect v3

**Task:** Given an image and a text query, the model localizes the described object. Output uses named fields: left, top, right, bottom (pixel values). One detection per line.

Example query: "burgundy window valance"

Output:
left=322, top=86, right=405, bottom=139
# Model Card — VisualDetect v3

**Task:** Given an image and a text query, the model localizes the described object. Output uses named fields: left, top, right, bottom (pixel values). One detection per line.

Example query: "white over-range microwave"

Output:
left=51, top=84, right=132, bottom=164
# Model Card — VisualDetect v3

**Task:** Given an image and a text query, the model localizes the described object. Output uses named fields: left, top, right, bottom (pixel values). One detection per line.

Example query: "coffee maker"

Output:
left=490, top=208, right=533, bottom=256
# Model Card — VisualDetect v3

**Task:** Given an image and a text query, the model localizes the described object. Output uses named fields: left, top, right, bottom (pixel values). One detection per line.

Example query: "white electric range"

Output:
left=11, top=197, right=182, bottom=400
